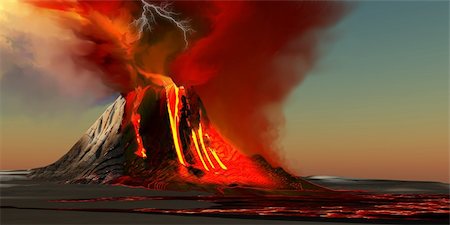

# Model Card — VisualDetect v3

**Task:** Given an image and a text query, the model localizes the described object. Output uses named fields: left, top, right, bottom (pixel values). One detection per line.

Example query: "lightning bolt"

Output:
left=132, top=0, right=193, bottom=48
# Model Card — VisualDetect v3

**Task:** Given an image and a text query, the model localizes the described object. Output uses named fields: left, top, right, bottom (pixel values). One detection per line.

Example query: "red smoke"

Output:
left=26, top=1, right=348, bottom=166
left=25, top=0, right=142, bottom=93
left=171, top=2, right=348, bottom=164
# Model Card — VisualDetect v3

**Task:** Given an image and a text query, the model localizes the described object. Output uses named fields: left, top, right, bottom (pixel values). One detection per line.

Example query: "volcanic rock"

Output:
left=30, top=82, right=325, bottom=192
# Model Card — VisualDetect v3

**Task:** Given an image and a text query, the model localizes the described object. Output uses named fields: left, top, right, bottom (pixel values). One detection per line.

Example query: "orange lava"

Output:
left=126, top=86, right=150, bottom=158
left=181, top=121, right=276, bottom=188
left=165, top=84, right=186, bottom=165
left=123, top=79, right=277, bottom=188
left=163, top=82, right=277, bottom=188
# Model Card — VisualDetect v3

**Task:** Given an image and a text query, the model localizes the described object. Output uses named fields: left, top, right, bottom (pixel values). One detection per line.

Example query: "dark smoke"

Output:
left=21, top=1, right=350, bottom=165
left=171, top=2, right=349, bottom=164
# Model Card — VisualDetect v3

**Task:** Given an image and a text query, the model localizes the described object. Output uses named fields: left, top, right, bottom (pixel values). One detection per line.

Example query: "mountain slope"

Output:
left=30, top=84, right=325, bottom=192
left=31, top=97, right=126, bottom=183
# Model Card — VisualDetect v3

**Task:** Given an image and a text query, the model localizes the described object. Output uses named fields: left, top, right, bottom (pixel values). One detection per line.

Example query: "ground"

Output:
left=1, top=171, right=448, bottom=225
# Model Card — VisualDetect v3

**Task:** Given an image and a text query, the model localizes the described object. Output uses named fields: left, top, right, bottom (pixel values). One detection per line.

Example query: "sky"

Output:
left=1, top=1, right=449, bottom=182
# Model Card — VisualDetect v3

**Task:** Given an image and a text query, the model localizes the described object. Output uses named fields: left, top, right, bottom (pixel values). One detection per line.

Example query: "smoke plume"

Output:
left=0, top=0, right=113, bottom=102
left=171, top=2, right=349, bottom=164
left=4, top=1, right=349, bottom=165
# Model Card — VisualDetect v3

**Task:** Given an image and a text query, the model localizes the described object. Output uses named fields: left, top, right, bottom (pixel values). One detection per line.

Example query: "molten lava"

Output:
left=191, top=130, right=209, bottom=171
left=165, top=84, right=186, bottom=165
left=209, top=147, right=228, bottom=170
left=162, top=81, right=230, bottom=174
left=198, top=124, right=217, bottom=170
left=127, top=86, right=150, bottom=158
left=117, top=75, right=280, bottom=188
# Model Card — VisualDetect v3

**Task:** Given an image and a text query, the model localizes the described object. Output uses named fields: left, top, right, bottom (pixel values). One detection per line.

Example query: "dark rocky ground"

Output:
left=1, top=170, right=448, bottom=225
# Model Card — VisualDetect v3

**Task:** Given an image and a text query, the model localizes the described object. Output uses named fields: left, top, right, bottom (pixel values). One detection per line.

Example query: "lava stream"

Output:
left=131, top=86, right=149, bottom=158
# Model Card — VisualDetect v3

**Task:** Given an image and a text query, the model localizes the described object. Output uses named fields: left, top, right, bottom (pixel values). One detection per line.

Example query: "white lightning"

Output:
left=132, top=0, right=192, bottom=48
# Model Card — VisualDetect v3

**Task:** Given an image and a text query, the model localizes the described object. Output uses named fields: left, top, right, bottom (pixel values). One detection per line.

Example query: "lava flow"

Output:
left=165, top=84, right=227, bottom=172
left=165, top=84, right=186, bottom=165
left=119, top=75, right=278, bottom=189
left=127, top=86, right=150, bottom=158
left=165, top=82, right=276, bottom=187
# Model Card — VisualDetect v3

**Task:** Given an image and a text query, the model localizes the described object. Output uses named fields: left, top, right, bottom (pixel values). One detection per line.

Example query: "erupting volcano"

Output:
left=32, top=71, right=322, bottom=192
left=117, top=74, right=288, bottom=189
left=27, top=1, right=348, bottom=192
left=2, top=2, right=449, bottom=224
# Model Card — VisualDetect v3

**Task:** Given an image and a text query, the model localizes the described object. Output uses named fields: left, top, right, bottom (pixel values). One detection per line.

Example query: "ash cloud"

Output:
left=171, top=2, right=350, bottom=164
left=1, top=1, right=350, bottom=165
left=0, top=1, right=114, bottom=116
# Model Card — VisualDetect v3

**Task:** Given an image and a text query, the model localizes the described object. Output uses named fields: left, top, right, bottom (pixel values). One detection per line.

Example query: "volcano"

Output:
left=31, top=72, right=323, bottom=193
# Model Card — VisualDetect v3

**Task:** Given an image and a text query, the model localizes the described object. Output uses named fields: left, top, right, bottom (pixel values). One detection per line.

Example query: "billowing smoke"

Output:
left=4, top=1, right=349, bottom=164
left=170, top=2, right=349, bottom=164
left=0, top=1, right=113, bottom=104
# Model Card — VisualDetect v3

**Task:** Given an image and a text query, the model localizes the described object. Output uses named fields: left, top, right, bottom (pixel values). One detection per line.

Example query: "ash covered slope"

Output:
left=31, top=97, right=127, bottom=183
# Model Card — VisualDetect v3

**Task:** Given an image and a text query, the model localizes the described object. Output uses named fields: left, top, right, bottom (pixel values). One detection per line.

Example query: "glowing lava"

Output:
left=122, top=76, right=276, bottom=188
left=163, top=82, right=229, bottom=173
left=191, top=130, right=209, bottom=171
left=209, top=147, right=228, bottom=170
left=165, top=84, right=186, bottom=166
left=197, top=124, right=216, bottom=169
left=164, top=82, right=230, bottom=173
left=129, top=86, right=149, bottom=158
